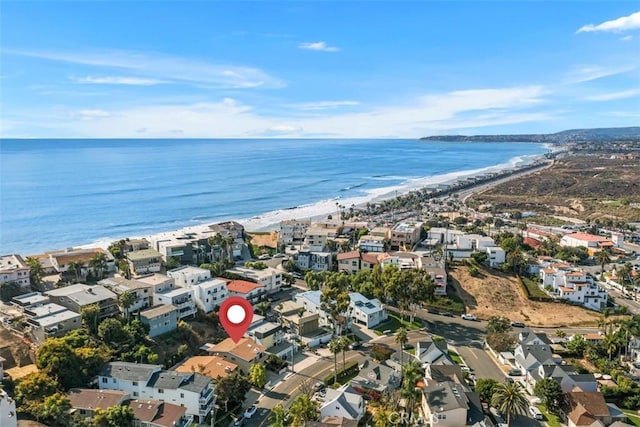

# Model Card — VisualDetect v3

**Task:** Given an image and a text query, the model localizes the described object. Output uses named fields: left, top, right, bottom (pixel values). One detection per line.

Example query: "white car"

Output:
left=461, top=313, right=477, bottom=321
left=244, top=405, right=258, bottom=419
left=258, top=254, right=271, bottom=260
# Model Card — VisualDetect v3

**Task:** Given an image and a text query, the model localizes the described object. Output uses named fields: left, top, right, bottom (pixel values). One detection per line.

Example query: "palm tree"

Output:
left=255, top=301, right=270, bottom=317
left=118, top=259, right=131, bottom=279
left=338, top=335, right=350, bottom=371
left=26, top=256, right=44, bottom=290
left=506, top=249, right=525, bottom=276
left=491, top=382, right=528, bottom=426
left=67, top=261, right=84, bottom=282
left=225, top=235, right=235, bottom=262
left=208, top=234, right=223, bottom=262
left=395, top=328, right=408, bottom=369
left=595, top=250, right=611, bottom=276
left=602, top=321, right=619, bottom=361
left=119, top=290, right=136, bottom=322
left=329, top=338, right=341, bottom=384
left=89, top=253, right=108, bottom=279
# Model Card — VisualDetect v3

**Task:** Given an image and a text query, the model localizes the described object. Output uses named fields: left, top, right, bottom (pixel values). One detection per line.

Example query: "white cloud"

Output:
left=621, top=35, right=633, bottom=41
left=298, top=41, right=340, bottom=52
left=71, top=76, right=166, bottom=85
left=76, top=109, right=112, bottom=120
left=1, top=85, right=552, bottom=138
left=565, top=65, right=635, bottom=83
left=577, top=11, right=640, bottom=33
left=296, top=100, right=360, bottom=110
left=7, top=48, right=284, bottom=89
left=584, top=88, right=640, bottom=101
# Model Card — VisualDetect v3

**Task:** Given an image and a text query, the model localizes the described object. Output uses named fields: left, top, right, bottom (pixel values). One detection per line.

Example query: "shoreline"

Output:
left=47, top=149, right=554, bottom=256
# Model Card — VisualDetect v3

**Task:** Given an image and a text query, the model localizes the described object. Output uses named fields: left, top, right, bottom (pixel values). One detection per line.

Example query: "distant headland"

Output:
left=420, top=126, right=640, bottom=144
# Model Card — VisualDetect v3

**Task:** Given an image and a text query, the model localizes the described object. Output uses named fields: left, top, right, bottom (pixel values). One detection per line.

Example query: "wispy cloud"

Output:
left=621, top=35, right=633, bottom=41
left=296, top=100, right=360, bottom=110
left=298, top=41, right=340, bottom=52
left=565, top=65, right=635, bottom=83
left=71, top=75, right=166, bottom=85
left=584, top=88, right=640, bottom=101
left=1, top=85, right=553, bottom=138
left=76, top=109, right=112, bottom=120
left=6, top=48, right=285, bottom=89
left=577, top=11, right=640, bottom=33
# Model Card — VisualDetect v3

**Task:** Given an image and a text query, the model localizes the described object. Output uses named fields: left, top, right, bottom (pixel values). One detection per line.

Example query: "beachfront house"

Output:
left=126, top=249, right=163, bottom=275
left=357, top=235, right=386, bottom=253
left=0, top=254, right=31, bottom=289
left=279, top=220, right=311, bottom=247
left=48, top=248, right=116, bottom=277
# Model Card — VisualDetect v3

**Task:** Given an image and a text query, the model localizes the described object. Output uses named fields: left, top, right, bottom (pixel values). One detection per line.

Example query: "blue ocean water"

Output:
left=0, top=139, right=547, bottom=254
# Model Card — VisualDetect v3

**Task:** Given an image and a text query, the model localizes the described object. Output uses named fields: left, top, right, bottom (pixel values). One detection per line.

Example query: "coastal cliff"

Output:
left=420, top=126, right=640, bottom=144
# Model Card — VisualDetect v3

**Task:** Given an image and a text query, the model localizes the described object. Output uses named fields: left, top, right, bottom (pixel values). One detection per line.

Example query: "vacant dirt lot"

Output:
left=247, top=231, right=279, bottom=249
left=448, top=265, right=600, bottom=327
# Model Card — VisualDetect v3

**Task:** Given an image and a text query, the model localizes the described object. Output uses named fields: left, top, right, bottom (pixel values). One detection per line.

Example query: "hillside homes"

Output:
left=97, top=362, right=214, bottom=423
left=167, top=266, right=228, bottom=313
left=539, top=260, right=608, bottom=311
left=295, top=290, right=387, bottom=331
left=560, top=233, right=615, bottom=255
left=45, top=284, right=118, bottom=319
left=226, top=266, right=282, bottom=294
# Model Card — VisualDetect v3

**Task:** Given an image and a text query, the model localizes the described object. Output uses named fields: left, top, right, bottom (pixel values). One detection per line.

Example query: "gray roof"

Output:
left=126, top=249, right=162, bottom=261
left=99, top=362, right=161, bottom=382
left=46, top=284, right=117, bottom=306
left=424, top=381, right=470, bottom=412
left=428, top=365, right=465, bottom=384
left=323, top=386, right=363, bottom=420
left=147, top=371, right=211, bottom=393
left=515, top=344, right=552, bottom=371
left=140, top=304, right=177, bottom=319
left=352, top=360, right=400, bottom=391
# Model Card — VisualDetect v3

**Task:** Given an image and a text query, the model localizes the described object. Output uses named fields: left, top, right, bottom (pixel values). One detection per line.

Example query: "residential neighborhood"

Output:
left=1, top=202, right=640, bottom=427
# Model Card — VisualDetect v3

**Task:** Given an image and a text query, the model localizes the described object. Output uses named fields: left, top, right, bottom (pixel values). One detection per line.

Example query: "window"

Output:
left=102, top=377, right=107, bottom=383
left=158, top=389, right=164, bottom=394
left=180, top=393, right=184, bottom=398
left=133, top=391, right=138, bottom=397
left=132, top=381, right=138, bottom=386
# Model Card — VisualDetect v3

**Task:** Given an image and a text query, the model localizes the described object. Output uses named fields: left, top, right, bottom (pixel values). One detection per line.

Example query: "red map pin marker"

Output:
left=219, top=296, right=254, bottom=343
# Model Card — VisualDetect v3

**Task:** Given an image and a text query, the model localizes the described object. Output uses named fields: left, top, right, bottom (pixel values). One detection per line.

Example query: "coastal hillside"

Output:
left=420, top=126, right=640, bottom=143
left=466, top=155, right=640, bottom=222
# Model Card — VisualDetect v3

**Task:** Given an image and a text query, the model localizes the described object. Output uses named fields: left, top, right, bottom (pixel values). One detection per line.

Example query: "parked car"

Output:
left=461, top=313, right=477, bottom=321
left=504, top=377, right=515, bottom=383
left=441, top=311, right=454, bottom=317
left=258, top=254, right=271, bottom=260
left=273, top=253, right=287, bottom=258
left=507, top=369, right=523, bottom=376
left=510, top=321, right=525, bottom=328
left=313, top=382, right=325, bottom=392
left=233, top=418, right=246, bottom=426
left=244, top=405, right=258, bottom=419
left=529, top=406, right=544, bottom=420
left=349, top=342, right=362, bottom=350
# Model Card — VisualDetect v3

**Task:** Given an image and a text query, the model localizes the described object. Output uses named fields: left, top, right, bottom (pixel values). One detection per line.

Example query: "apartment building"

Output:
left=45, top=284, right=118, bottom=319
left=0, top=254, right=31, bottom=288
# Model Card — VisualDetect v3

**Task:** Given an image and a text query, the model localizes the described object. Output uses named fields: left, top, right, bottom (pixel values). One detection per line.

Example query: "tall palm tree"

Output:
left=67, top=261, right=84, bottom=282
left=208, top=234, right=224, bottom=262
left=491, top=382, right=528, bottom=426
left=338, top=335, right=350, bottom=371
left=595, top=250, right=611, bottom=276
left=225, top=235, right=235, bottom=262
left=255, top=301, right=270, bottom=316
left=119, top=290, right=136, bottom=322
left=395, top=328, right=408, bottom=369
left=602, top=321, right=619, bottom=361
left=329, top=338, right=341, bottom=384
left=89, top=253, right=108, bottom=279
left=26, top=256, right=44, bottom=290
left=507, top=249, right=525, bottom=276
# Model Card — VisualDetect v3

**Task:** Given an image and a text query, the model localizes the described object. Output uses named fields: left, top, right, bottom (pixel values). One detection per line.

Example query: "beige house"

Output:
left=206, top=337, right=266, bottom=373
left=126, top=249, right=163, bottom=275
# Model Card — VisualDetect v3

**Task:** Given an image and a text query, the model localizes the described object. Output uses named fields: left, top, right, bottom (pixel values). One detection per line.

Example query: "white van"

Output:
left=529, top=406, right=543, bottom=420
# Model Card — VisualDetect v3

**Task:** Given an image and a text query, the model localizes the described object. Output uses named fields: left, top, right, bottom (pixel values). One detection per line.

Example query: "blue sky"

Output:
left=1, top=1, right=639, bottom=138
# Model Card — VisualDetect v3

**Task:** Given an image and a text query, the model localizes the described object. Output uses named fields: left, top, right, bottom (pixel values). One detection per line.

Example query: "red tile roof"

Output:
left=565, top=233, right=610, bottom=243
left=524, top=237, right=541, bottom=248
left=227, top=280, right=263, bottom=294
left=337, top=251, right=360, bottom=260
left=361, top=253, right=379, bottom=265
